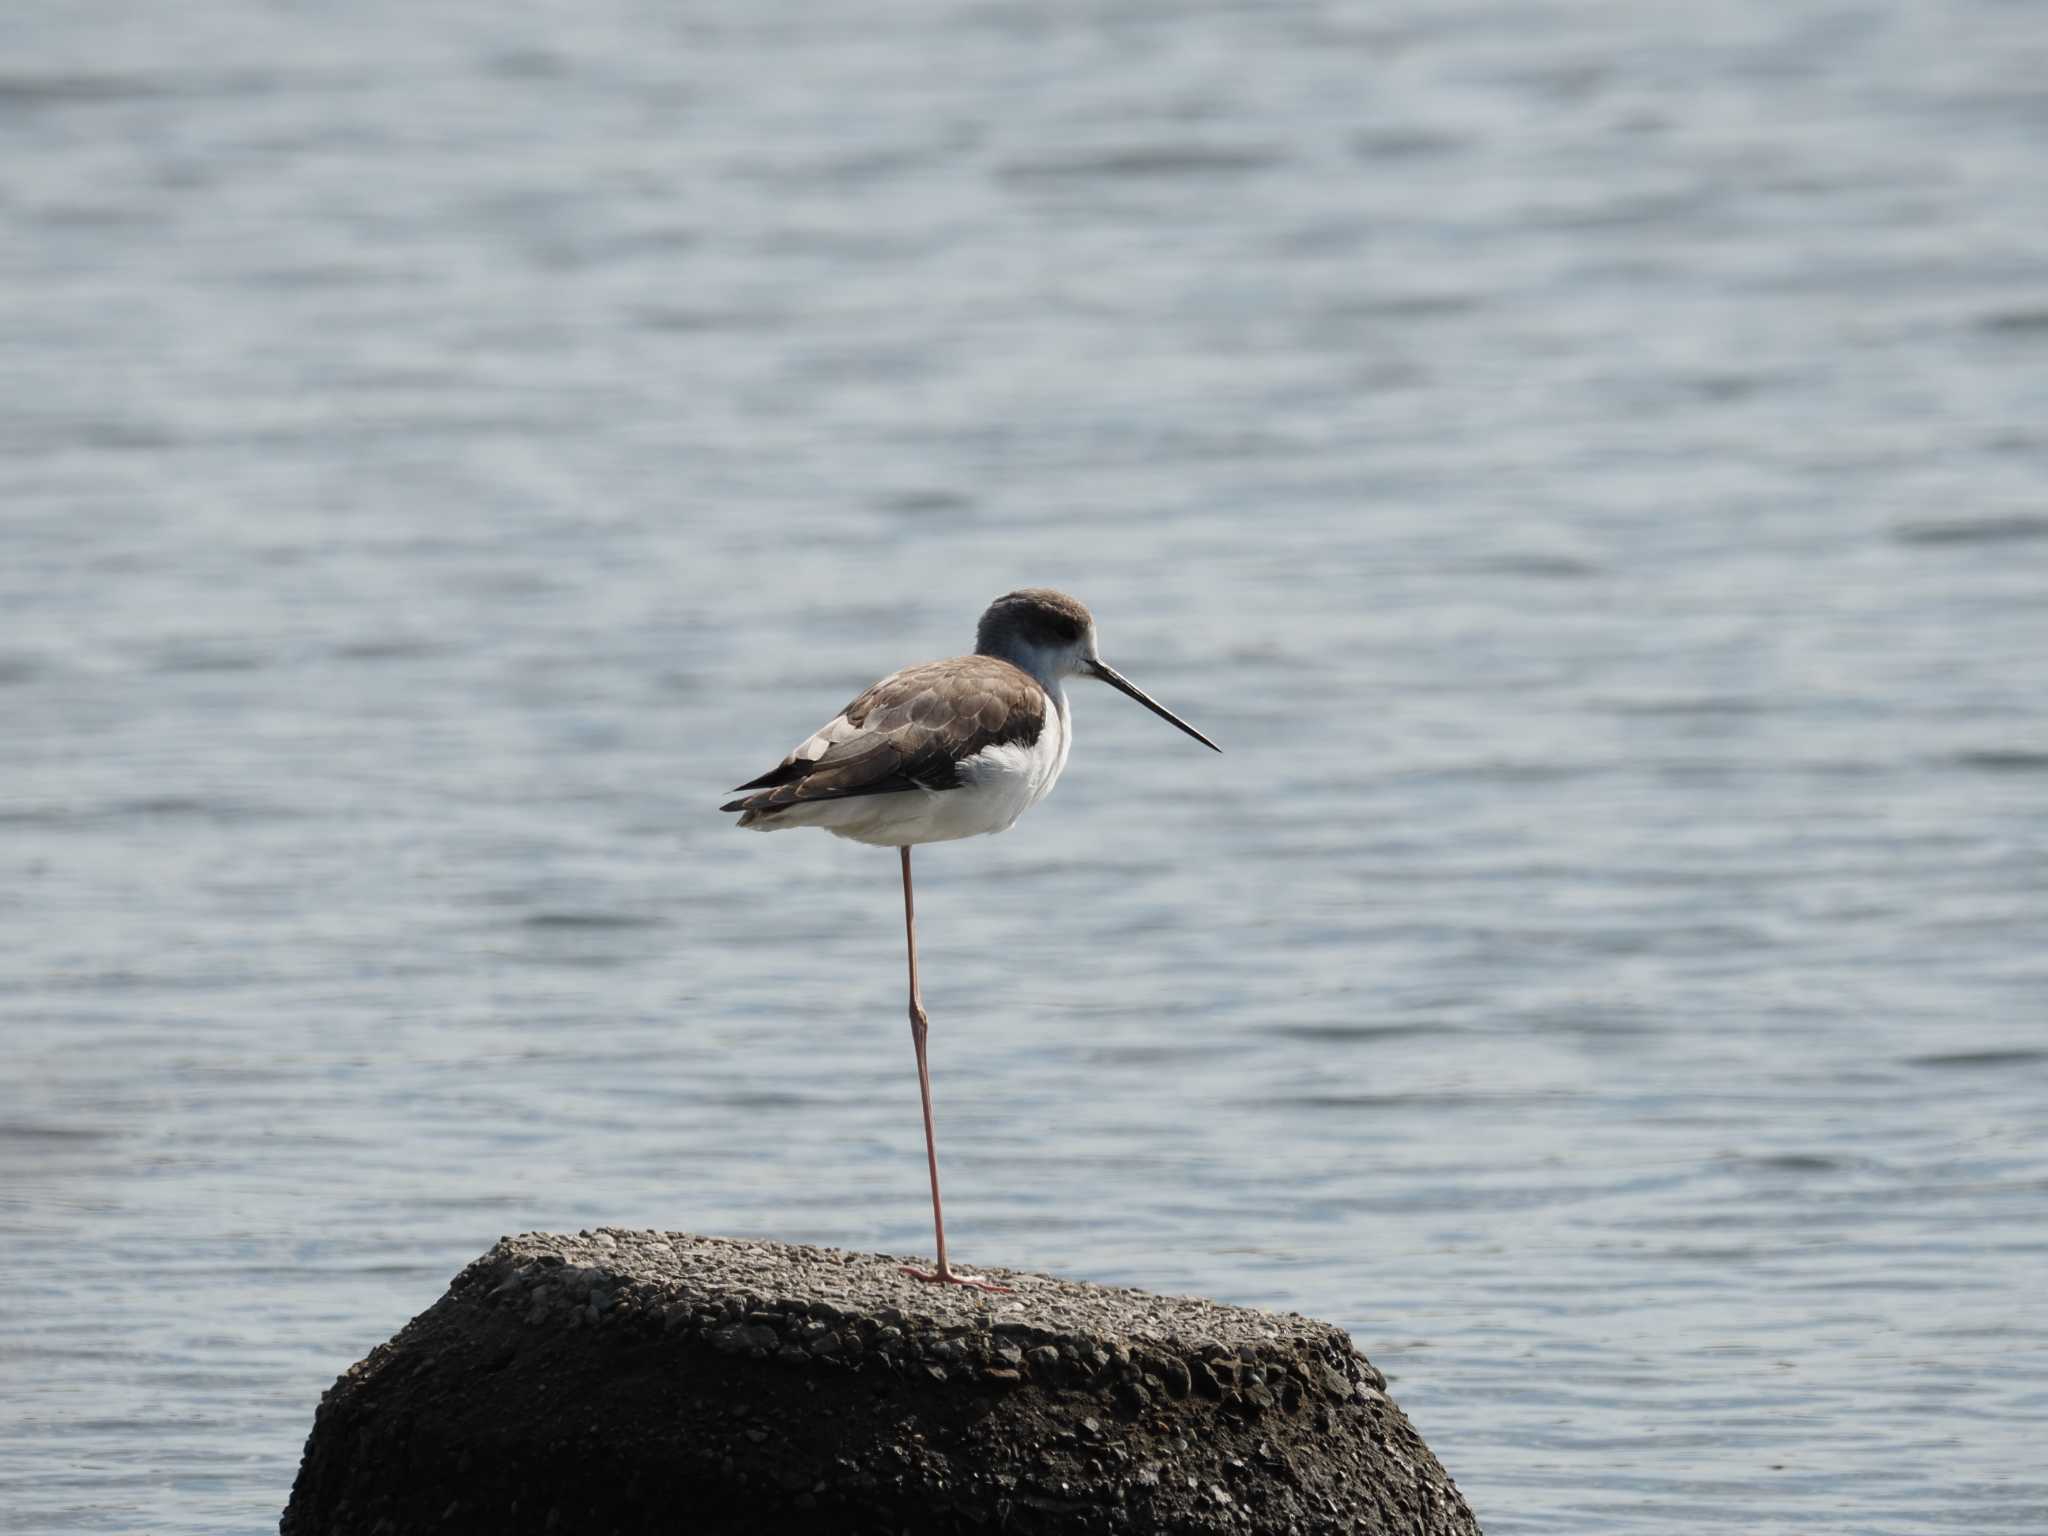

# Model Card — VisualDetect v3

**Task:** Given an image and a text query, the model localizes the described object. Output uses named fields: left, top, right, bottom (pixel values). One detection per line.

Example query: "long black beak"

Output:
left=1086, top=659, right=1221, bottom=752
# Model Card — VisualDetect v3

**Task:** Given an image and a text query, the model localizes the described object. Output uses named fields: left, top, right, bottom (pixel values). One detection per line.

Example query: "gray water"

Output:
left=4, top=1, right=2047, bottom=1531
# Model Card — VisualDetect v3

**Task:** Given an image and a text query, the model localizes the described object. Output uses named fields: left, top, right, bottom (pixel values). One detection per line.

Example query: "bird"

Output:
left=722, top=588, right=1219, bottom=1289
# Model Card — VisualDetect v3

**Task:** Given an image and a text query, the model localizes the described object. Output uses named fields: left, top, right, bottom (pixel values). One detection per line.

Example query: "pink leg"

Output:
left=897, top=845, right=1009, bottom=1293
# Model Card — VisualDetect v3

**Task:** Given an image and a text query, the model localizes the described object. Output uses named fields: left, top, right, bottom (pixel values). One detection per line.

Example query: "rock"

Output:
left=281, top=1228, right=1481, bottom=1535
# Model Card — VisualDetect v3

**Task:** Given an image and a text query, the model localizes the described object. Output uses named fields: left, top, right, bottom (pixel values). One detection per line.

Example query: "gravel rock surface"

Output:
left=282, top=1228, right=1481, bottom=1535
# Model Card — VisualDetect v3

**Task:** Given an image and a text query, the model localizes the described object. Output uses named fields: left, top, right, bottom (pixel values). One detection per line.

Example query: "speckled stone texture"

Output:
left=281, top=1229, right=1481, bottom=1536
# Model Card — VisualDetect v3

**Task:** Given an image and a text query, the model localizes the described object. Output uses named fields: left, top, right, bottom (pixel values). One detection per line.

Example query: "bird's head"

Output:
left=975, top=588, right=1219, bottom=751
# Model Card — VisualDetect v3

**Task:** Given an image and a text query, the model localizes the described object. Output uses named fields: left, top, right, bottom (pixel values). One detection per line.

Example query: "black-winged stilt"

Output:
left=723, top=589, right=1218, bottom=1288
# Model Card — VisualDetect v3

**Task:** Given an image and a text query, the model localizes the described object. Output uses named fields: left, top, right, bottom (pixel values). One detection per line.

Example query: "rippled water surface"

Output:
left=5, top=2, right=2047, bottom=1532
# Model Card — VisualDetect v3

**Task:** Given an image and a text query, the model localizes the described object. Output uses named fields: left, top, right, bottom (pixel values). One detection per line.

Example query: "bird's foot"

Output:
left=900, top=1263, right=1011, bottom=1294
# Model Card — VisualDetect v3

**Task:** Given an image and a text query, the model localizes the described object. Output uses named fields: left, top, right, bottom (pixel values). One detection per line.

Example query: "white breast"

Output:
left=957, top=685, right=1069, bottom=829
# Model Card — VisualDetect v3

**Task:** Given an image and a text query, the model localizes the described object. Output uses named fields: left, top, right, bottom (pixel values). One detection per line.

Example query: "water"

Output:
left=4, top=1, right=2046, bottom=1531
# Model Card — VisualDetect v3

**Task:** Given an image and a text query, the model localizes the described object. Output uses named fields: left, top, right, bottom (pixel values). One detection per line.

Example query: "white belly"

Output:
left=800, top=691, right=1070, bottom=848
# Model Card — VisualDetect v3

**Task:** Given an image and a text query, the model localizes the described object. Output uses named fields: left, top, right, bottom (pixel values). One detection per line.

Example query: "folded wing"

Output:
left=721, top=656, right=1046, bottom=815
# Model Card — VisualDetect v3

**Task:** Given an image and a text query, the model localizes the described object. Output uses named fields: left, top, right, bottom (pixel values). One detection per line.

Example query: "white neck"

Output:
left=979, top=637, right=1072, bottom=696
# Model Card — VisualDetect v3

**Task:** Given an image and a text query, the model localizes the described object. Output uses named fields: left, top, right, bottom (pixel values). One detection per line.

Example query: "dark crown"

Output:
left=975, top=588, right=1094, bottom=653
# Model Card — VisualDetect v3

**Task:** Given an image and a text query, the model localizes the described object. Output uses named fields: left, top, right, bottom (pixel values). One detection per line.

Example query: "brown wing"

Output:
left=721, top=656, right=1046, bottom=814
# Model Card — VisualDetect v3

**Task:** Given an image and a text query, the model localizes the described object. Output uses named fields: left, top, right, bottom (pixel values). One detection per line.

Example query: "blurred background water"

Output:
left=4, top=1, right=2047, bottom=1531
